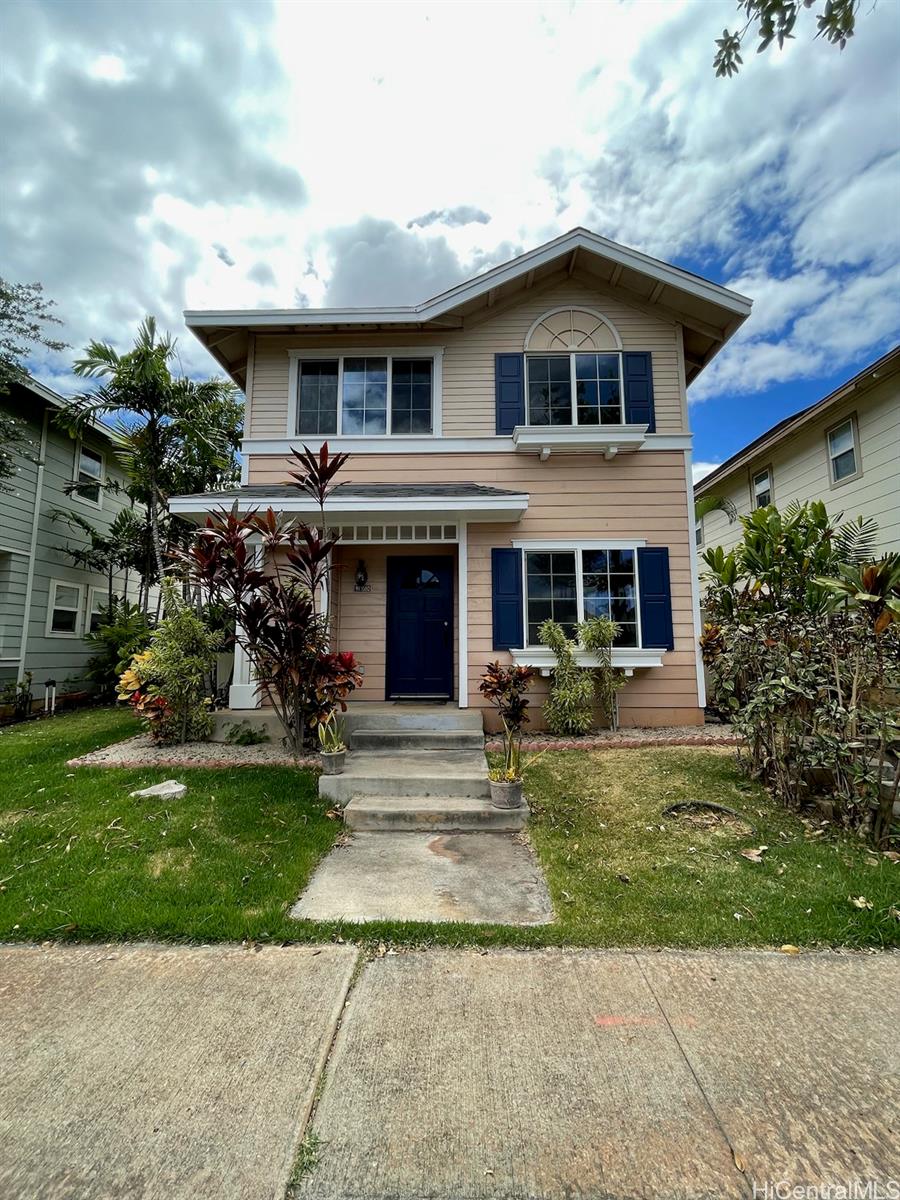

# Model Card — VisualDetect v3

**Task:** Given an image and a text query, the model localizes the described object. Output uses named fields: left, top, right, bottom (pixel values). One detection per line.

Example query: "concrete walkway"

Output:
left=2, top=944, right=897, bottom=1200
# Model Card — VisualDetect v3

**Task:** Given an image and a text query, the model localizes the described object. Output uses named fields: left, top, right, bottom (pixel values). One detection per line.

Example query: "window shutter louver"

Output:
left=491, top=548, right=524, bottom=650
left=637, top=546, right=673, bottom=650
left=495, top=353, right=525, bottom=434
left=623, top=352, right=655, bottom=432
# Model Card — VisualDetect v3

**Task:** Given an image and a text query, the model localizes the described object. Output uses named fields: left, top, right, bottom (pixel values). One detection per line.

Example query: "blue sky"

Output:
left=2, top=0, right=898, bottom=480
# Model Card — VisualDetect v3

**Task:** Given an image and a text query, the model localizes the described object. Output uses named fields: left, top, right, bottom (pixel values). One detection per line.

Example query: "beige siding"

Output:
left=254, top=450, right=701, bottom=728
left=699, top=374, right=900, bottom=557
left=247, top=274, right=685, bottom=440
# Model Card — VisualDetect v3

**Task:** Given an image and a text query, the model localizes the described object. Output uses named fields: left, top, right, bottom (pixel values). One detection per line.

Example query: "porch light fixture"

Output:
left=354, top=559, right=371, bottom=592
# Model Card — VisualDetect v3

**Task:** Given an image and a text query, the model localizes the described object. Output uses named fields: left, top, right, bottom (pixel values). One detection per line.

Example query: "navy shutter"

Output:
left=637, top=547, right=673, bottom=650
left=491, top=548, right=524, bottom=650
left=495, top=353, right=525, bottom=434
left=623, top=352, right=655, bottom=432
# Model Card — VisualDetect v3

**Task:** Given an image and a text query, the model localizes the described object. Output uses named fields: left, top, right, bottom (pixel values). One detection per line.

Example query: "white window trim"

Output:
left=87, top=585, right=115, bottom=632
left=286, top=347, right=444, bottom=440
left=695, top=515, right=703, bottom=548
left=524, top=350, right=626, bottom=427
left=523, top=305, right=624, bottom=353
left=515, top=542, right=644, bottom=650
left=826, top=414, right=862, bottom=487
left=46, top=579, right=86, bottom=638
left=751, top=464, right=773, bottom=509
left=74, top=441, right=105, bottom=509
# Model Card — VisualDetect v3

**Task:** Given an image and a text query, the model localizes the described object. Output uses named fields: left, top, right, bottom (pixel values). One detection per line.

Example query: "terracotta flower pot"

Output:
left=489, top=779, right=523, bottom=809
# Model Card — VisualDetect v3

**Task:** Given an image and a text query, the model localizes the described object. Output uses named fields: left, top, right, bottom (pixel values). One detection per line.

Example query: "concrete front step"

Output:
left=318, top=750, right=490, bottom=804
left=343, top=795, right=529, bottom=832
left=343, top=705, right=484, bottom=733
left=350, top=728, right=485, bottom=752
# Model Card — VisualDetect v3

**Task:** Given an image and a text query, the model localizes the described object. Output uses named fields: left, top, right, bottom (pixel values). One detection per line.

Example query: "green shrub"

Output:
left=225, top=721, right=270, bottom=746
left=85, top=600, right=153, bottom=699
left=579, top=616, right=626, bottom=731
left=539, top=620, right=595, bottom=735
left=118, top=580, right=220, bottom=745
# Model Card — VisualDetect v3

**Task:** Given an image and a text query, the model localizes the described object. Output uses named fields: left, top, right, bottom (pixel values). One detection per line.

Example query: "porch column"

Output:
left=457, top=522, right=468, bottom=708
left=229, top=540, right=262, bottom=710
left=228, top=638, right=259, bottom=710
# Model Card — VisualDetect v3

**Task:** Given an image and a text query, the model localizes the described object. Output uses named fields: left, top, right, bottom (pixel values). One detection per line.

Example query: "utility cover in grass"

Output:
left=291, top=832, right=554, bottom=925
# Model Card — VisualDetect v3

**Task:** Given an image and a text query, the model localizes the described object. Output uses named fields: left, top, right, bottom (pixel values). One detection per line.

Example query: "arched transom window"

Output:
left=524, top=307, right=624, bottom=427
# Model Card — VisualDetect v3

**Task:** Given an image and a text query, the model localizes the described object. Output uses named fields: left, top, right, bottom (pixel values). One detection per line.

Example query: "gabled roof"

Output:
left=185, top=227, right=753, bottom=390
left=10, top=374, right=121, bottom=447
left=695, top=345, right=900, bottom=495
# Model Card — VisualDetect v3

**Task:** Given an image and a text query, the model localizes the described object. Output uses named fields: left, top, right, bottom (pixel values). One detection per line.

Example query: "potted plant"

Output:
left=317, top=713, right=347, bottom=775
left=479, top=661, right=535, bottom=808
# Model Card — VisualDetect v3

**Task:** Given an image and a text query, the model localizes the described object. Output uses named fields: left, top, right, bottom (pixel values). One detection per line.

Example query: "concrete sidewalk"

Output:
left=1, top=944, right=897, bottom=1200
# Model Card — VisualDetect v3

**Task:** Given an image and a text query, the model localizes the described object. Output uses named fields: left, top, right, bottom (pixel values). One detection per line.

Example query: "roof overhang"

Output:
left=185, top=228, right=752, bottom=390
left=169, top=487, right=529, bottom=525
left=14, top=376, right=122, bottom=448
left=695, top=345, right=900, bottom=495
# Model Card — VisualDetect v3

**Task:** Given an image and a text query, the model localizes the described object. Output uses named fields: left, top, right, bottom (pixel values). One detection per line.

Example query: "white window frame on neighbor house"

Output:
left=286, top=348, right=444, bottom=440
left=751, top=465, right=773, bottom=509
left=826, top=414, right=861, bottom=487
left=46, top=580, right=85, bottom=638
left=512, top=539, right=646, bottom=650
left=695, top=515, right=703, bottom=548
left=87, top=586, right=115, bottom=633
left=74, top=442, right=104, bottom=508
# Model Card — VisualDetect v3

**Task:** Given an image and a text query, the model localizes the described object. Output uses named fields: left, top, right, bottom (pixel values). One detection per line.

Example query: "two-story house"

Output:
left=171, top=229, right=752, bottom=730
left=0, top=375, right=142, bottom=705
left=695, top=346, right=900, bottom=557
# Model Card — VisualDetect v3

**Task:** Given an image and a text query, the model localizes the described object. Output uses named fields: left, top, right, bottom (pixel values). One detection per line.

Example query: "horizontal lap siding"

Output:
left=261, top=450, right=700, bottom=727
left=247, top=274, right=685, bottom=440
left=700, top=378, right=900, bottom=557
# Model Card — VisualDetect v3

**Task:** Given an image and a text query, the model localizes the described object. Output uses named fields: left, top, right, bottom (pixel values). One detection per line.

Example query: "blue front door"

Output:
left=386, top=555, right=453, bottom=699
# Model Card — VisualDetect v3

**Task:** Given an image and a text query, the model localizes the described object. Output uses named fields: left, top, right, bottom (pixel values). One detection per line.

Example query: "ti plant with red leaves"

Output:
left=179, top=443, right=362, bottom=756
left=479, top=661, right=536, bottom=781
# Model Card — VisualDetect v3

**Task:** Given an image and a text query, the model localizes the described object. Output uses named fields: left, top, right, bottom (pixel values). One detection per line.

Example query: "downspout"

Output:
left=17, top=407, right=50, bottom=684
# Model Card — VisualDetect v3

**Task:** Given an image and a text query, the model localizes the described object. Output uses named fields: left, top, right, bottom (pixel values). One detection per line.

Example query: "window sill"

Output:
left=511, top=424, right=648, bottom=459
left=510, top=646, right=665, bottom=677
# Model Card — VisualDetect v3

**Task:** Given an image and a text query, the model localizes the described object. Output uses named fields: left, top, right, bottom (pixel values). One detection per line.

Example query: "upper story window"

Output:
left=752, top=467, right=772, bottom=508
left=294, top=353, right=435, bottom=438
left=695, top=516, right=703, bottom=548
left=827, top=417, right=860, bottom=484
left=75, top=444, right=104, bottom=505
left=523, top=307, right=624, bottom=428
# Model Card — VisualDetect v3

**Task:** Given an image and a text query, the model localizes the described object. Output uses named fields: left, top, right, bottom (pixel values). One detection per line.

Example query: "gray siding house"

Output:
left=0, top=376, right=140, bottom=702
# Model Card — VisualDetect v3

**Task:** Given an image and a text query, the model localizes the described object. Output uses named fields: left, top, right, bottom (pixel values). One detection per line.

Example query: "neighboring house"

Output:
left=0, top=376, right=138, bottom=701
left=171, top=228, right=752, bottom=728
left=696, top=347, right=900, bottom=557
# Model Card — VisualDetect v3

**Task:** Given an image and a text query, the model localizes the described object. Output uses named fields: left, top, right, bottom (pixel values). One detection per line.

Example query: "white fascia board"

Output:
left=169, top=494, right=529, bottom=522
left=239, top=433, right=691, bottom=456
left=183, top=231, right=752, bottom=332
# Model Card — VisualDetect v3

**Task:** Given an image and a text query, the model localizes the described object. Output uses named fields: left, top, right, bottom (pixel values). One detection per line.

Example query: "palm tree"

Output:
left=58, top=317, right=238, bottom=591
left=695, top=494, right=737, bottom=522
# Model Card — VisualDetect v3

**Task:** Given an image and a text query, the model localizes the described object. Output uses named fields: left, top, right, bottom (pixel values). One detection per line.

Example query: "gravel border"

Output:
left=484, top=724, right=740, bottom=752
left=70, top=723, right=740, bottom=769
left=68, top=734, right=319, bottom=770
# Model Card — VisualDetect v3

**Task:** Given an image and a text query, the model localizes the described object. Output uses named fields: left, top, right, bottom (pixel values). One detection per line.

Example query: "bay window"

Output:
left=524, top=547, right=639, bottom=648
left=526, top=352, right=623, bottom=427
left=295, top=353, right=435, bottom=437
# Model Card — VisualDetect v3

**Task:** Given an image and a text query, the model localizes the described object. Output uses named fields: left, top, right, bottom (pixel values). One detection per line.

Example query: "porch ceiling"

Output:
left=169, top=481, right=529, bottom=524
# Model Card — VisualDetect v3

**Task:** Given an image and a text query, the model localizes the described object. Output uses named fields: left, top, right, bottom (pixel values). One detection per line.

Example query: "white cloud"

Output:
left=692, top=461, right=720, bottom=485
left=1, top=0, right=898, bottom=406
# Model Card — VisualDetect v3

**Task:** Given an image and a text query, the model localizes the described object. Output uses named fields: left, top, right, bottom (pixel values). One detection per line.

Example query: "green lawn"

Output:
left=1, top=708, right=896, bottom=948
